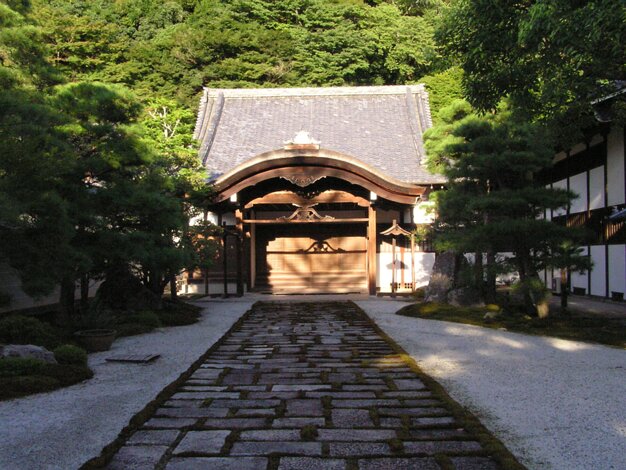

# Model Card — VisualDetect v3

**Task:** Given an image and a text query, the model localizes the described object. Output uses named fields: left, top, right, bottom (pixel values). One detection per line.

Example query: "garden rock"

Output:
left=0, top=344, right=57, bottom=364
left=448, top=287, right=481, bottom=307
left=425, top=251, right=470, bottom=303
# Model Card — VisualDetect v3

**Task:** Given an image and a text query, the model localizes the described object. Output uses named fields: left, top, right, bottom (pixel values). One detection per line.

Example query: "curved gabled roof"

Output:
left=194, top=85, right=445, bottom=185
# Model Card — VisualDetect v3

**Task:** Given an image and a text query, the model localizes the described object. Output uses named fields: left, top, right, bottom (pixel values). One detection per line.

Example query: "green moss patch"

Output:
left=396, top=302, right=626, bottom=349
left=0, top=362, right=93, bottom=401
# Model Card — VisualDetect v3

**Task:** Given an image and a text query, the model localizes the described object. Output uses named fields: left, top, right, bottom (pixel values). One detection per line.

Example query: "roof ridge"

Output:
left=202, top=84, right=427, bottom=98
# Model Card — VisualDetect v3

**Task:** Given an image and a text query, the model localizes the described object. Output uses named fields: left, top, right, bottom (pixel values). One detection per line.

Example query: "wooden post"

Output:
left=235, top=209, right=244, bottom=297
left=410, top=236, right=416, bottom=291
left=368, top=204, right=377, bottom=295
left=222, top=222, right=228, bottom=298
left=250, top=210, right=256, bottom=290
left=391, top=237, right=396, bottom=298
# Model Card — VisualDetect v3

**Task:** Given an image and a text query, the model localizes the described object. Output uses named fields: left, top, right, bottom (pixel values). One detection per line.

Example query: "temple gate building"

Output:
left=188, top=85, right=445, bottom=295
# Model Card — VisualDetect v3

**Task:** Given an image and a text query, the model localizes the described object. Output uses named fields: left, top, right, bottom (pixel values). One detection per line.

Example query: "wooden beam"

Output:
left=368, top=205, right=377, bottom=295
left=244, top=190, right=370, bottom=208
left=242, top=218, right=368, bottom=224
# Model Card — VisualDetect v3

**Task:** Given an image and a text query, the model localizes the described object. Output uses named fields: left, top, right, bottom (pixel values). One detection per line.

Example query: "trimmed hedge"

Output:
left=0, top=357, right=46, bottom=377
left=0, top=315, right=62, bottom=349
left=54, top=345, right=88, bottom=366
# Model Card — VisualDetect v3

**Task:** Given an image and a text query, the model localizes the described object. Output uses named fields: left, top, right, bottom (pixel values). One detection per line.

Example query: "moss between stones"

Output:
left=350, top=301, right=526, bottom=470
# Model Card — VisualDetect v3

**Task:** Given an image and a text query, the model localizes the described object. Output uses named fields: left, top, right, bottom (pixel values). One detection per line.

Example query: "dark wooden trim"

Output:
left=586, top=167, right=591, bottom=296
left=604, top=137, right=610, bottom=298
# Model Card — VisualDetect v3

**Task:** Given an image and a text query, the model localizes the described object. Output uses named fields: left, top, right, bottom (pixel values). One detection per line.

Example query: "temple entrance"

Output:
left=254, top=224, right=367, bottom=293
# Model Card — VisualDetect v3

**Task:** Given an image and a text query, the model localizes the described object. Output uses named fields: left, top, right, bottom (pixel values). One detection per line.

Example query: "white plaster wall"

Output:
left=589, top=166, right=605, bottom=210
left=606, top=128, right=625, bottom=206
left=376, top=251, right=435, bottom=292
left=0, top=264, right=100, bottom=314
left=608, top=244, right=625, bottom=296
left=552, top=179, right=568, bottom=216
left=589, top=245, right=606, bottom=296
left=183, top=281, right=247, bottom=296
left=569, top=172, right=587, bottom=214
left=570, top=246, right=588, bottom=292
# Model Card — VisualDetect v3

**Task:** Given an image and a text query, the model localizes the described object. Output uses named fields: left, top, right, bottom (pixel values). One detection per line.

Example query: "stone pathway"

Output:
left=105, top=302, right=504, bottom=470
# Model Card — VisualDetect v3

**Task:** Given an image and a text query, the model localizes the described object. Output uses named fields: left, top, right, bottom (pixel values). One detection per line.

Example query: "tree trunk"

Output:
left=80, top=274, right=90, bottom=313
left=485, top=250, right=497, bottom=304
left=169, top=273, right=178, bottom=301
left=58, top=277, right=76, bottom=324
left=560, top=268, right=568, bottom=312
left=474, top=251, right=484, bottom=300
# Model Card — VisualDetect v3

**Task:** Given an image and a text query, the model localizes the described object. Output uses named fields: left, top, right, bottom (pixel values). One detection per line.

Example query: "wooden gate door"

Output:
left=256, top=226, right=366, bottom=293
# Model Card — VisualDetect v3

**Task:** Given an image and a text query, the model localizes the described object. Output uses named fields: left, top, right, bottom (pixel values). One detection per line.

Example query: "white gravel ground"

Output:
left=357, top=299, right=626, bottom=470
left=0, top=299, right=253, bottom=470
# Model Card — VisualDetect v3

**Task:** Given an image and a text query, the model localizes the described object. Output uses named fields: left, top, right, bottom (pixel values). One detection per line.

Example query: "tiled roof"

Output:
left=194, top=85, right=445, bottom=184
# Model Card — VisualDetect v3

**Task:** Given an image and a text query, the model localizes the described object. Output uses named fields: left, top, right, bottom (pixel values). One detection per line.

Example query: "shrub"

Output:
left=157, top=309, right=199, bottom=326
left=119, top=311, right=161, bottom=328
left=0, top=315, right=62, bottom=349
left=0, top=375, right=59, bottom=399
left=0, top=357, right=46, bottom=377
left=54, top=345, right=88, bottom=366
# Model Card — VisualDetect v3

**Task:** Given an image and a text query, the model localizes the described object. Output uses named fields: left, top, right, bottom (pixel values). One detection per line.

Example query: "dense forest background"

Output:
left=29, top=0, right=457, bottom=107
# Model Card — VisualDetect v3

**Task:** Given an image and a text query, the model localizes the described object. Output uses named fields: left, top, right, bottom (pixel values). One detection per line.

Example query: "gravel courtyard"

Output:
left=104, top=301, right=505, bottom=470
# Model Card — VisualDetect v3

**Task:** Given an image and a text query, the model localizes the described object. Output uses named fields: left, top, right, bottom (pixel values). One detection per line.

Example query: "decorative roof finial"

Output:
left=284, top=131, right=321, bottom=150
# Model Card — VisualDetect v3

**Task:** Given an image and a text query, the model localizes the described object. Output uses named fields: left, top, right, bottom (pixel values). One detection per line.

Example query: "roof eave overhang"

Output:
left=211, top=148, right=427, bottom=205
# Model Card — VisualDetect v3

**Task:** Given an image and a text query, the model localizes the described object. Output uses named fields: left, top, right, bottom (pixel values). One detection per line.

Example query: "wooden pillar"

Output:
left=235, top=209, right=244, bottom=297
left=391, top=237, right=397, bottom=298
left=410, top=236, right=416, bottom=291
left=222, top=221, right=228, bottom=297
left=368, top=204, right=377, bottom=295
left=250, top=210, right=256, bottom=290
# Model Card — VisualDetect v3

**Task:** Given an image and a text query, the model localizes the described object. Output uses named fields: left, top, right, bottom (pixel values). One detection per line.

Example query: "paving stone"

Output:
left=166, top=457, right=267, bottom=470
left=332, top=399, right=401, bottom=408
left=306, top=391, right=376, bottom=399
left=358, top=457, right=439, bottom=470
left=403, top=440, right=483, bottom=454
left=408, top=428, right=470, bottom=439
left=411, top=416, right=457, bottom=426
left=106, top=445, right=168, bottom=469
left=143, top=418, right=197, bottom=429
left=156, top=407, right=229, bottom=419
left=172, top=392, right=241, bottom=399
left=285, top=399, right=324, bottom=417
left=278, top=457, right=346, bottom=470
left=450, top=457, right=500, bottom=469
left=328, top=443, right=393, bottom=457
left=235, top=408, right=277, bottom=417
left=240, top=429, right=301, bottom=441
left=394, top=379, right=426, bottom=390
left=331, top=409, right=374, bottom=428
left=272, top=384, right=331, bottom=391
left=210, top=399, right=280, bottom=408
left=164, top=399, right=204, bottom=408
left=230, top=441, right=322, bottom=456
left=202, top=418, right=268, bottom=429
left=272, top=417, right=326, bottom=428
left=318, top=429, right=396, bottom=441
left=127, top=430, right=180, bottom=445
left=173, top=430, right=231, bottom=455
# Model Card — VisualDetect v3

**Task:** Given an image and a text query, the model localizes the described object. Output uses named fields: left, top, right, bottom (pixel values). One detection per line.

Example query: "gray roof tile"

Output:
left=194, top=85, right=444, bottom=184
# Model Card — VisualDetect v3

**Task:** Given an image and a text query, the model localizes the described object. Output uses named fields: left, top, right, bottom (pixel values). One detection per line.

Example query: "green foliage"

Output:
left=0, top=362, right=93, bottom=400
left=53, top=344, right=88, bottom=366
left=157, top=300, right=201, bottom=326
left=0, top=315, right=62, bottom=349
left=424, top=100, right=588, bottom=313
left=438, top=0, right=626, bottom=146
left=419, top=66, right=464, bottom=122
left=121, top=311, right=162, bottom=329
left=0, top=357, right=46, bottom=377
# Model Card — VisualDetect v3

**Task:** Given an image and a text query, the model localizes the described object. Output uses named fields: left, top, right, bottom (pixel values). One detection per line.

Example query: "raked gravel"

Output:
left=0, top=299, right=253, bottom=470
left=356, top=299, right=626, bottom=470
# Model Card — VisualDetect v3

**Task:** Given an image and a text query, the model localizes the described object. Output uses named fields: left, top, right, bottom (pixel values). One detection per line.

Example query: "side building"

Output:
left=540, top=125, right=625, bottom=300
left=187, top=85, right=445, bottom=295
